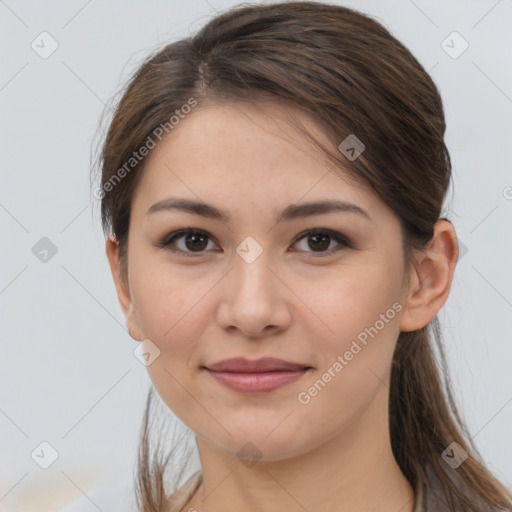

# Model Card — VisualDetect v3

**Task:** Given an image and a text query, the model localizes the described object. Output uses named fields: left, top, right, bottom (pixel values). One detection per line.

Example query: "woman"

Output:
left=93, top=1, right=512, bottom=511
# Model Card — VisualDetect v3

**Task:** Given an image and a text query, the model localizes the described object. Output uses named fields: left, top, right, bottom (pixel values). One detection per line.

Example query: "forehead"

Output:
left=146, top=100, right=338, bottom=178
left=131, top=101, right=385, bottom=224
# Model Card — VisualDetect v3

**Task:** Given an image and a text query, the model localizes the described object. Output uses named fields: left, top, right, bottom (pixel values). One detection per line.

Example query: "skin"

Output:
left=106, top=101, right=459, bottom=512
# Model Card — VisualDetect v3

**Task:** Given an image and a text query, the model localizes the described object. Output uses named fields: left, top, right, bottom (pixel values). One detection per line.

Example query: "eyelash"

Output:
left=156, top=228, right=351, bottom=258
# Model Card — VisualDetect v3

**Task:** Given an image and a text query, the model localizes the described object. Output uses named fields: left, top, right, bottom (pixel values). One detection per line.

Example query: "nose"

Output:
left=215, top=253, right=292, bottom=338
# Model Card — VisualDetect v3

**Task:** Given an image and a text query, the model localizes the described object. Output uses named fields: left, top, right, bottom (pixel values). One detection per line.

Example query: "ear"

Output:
left=399, top=219, right=459, bottom=332
left=105, top=235, right=142, bottom=341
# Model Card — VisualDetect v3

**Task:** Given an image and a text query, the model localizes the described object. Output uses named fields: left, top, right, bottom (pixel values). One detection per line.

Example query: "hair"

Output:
left=91, top=1, right=512, bottom=511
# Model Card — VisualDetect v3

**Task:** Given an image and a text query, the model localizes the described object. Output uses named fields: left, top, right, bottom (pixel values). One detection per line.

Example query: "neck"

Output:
left=183, top=384, right=415, bottom=512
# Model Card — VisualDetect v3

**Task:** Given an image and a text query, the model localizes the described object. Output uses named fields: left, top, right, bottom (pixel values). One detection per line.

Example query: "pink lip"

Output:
left=205, top=368, right=310, bottom=393
left=205, top=357, right=309, bottom=372
left=203, top=357, right=312, bottom=394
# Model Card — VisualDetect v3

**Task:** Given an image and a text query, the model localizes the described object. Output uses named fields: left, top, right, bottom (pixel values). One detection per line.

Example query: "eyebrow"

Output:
left=146, top=198, right=371, bottom=223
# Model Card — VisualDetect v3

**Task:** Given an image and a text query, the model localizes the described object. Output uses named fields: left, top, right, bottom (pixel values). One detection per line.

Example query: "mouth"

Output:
left=201, top=357, right=313, bottom=394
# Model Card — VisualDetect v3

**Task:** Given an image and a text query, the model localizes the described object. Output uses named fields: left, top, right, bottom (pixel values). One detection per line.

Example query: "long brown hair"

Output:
left=92, top=2, right=512, bottom=510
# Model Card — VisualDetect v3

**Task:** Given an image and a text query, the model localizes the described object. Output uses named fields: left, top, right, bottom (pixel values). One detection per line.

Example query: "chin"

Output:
left=202, top=425, right=316, bottom=464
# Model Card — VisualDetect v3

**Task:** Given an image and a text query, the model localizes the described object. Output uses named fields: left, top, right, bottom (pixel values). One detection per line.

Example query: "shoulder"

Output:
left=419, top=465, right=512, bottom=512
left=167, top=470, right=203, bottom=512
left=54, top=472, right=137, bottom=512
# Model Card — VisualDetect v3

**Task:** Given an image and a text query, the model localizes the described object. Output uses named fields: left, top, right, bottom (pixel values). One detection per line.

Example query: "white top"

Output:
left=166, top=471, right=425, bottom=512
left=57, top=468, right=505, bottom=512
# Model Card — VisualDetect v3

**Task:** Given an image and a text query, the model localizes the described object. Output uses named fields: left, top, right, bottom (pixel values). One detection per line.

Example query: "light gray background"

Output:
left=1, top=1, right=511, bottom=511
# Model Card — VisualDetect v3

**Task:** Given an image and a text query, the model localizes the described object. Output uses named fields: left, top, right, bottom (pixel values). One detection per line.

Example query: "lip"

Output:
left=205, top=357, right=310, bottom=372
left=202, top=357, right=312, bottom=394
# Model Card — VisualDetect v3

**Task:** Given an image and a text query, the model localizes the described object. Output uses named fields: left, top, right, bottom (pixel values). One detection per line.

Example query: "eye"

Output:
left=292, top=228, right=351, bottom=256
left=157, top=228, right=218, bottom=257
left=156, top=228, right=351, bottom=257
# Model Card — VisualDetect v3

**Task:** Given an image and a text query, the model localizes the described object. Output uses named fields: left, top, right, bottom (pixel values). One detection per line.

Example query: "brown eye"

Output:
left=292, top=229, right=350, bottom=256
left=183, top=232, right=208, bottom=251
left=158, top=229, right=216, bottom=257
left=157, top=228, right=350, bottom=258
left=307, top=233, right=331, bottom=251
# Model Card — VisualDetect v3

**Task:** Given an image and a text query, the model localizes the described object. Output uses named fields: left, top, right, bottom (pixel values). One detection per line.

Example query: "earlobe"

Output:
left=399, top=220, right=459, bottom=333
left=105, top=236, right=142, bottom=341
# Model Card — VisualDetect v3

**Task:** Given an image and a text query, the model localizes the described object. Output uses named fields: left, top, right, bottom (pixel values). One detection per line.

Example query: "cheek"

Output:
left=296, top=315, right=400, bottom=440
left=130, top=256, right=212, bottom=342
left=294, top=257, right=403, bottom=347
left=132, top=273, right=206, bottom=425
left=128, top=262, right=216, bottom=411
left=296, top=260, right=403, bottom=406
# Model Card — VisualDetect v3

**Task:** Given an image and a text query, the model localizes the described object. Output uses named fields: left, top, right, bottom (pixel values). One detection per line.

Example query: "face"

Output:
left=110, top=101, right=416, bottom=462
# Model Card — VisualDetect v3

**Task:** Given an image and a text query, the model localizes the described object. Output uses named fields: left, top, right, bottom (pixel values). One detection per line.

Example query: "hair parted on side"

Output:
left=91, top=2, right=512, bottom=511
